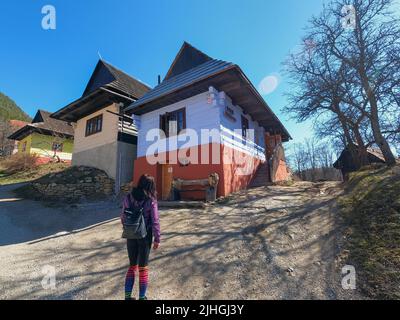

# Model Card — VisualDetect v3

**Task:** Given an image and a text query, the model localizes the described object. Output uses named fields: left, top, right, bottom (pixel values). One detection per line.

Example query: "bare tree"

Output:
left=309, top=0, right=399, bottom=165
left=0, top=119, right=16, bottom=157
left=33, top=131, right=70, bottom=162
left=284, top=38, right=370, bottom=168
left=287, top=143, right=308, bottom=180
left=286, top=139, right=342, bottom=181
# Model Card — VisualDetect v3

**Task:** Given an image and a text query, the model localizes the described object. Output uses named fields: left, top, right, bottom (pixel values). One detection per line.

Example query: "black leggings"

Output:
left=127, top=231, right=152, bottom=267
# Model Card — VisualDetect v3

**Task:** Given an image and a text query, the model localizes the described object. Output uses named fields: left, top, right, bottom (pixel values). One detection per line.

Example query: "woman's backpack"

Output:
left=121, top=194, right=148, bottom=239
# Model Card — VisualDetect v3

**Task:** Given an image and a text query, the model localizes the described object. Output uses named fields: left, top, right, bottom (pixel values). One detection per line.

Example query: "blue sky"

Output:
left=0, top=0, right=359, bottom=145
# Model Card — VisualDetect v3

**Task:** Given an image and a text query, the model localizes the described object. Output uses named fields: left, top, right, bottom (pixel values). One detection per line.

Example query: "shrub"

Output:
left=0, top=153, right=39, bottom=174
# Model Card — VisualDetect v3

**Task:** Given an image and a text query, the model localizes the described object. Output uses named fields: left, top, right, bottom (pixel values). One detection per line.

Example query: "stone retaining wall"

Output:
left=30, top=166, right=115, bottom=201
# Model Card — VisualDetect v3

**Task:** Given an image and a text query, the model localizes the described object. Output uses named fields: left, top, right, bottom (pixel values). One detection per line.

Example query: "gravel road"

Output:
left=0, top=181, right=364, bottom=299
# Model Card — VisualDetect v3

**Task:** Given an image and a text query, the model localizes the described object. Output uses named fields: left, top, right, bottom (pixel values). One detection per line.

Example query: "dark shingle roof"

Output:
left=83, top=60, right=150, bottom=99
left=333, top=144, right=387, bottom=169
left=101, top=61, right=151, bottom=99
left=33, top=110, right=74, bottom=136
left=52, top=60, right=152, bottom=122
left=164, top=41, right=213, bottom=81
left=125, top=42, right=291, bottom=141
left=128, top=59, right=233, bottom=110
left=8, top=110, right=74, bottom=141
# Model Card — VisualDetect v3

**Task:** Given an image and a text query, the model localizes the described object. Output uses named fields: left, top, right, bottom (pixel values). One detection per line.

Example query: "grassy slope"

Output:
left=338, top=164, right=400, bottom=299
left=0, top=163, right=69, bottom=185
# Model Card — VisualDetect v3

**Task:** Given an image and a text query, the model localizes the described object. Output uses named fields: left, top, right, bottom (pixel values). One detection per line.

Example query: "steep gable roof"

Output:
left=52, top=60, right=151, bottom=122
left=164, top=42, right=213, bottom=81
left=32, top=110, right=74, bottom=136
left=83, top=60, right=150, bottom=99
left=130, top=59, right=234, bottom=109
left=8, top=109, right=74, bottom=141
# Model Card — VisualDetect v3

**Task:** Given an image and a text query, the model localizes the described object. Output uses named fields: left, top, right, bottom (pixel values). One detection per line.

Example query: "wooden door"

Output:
left=161, top=164, right=173, bottom=200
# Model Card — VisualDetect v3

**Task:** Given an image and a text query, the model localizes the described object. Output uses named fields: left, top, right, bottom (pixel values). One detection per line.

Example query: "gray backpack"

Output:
left=121, top=195, right=148, bottom=239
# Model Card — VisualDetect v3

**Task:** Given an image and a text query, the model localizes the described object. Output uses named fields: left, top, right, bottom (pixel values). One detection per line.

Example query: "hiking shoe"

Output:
left=125, top=297, right=136, bottom=300
left=139, top=296, right=147, bottom=300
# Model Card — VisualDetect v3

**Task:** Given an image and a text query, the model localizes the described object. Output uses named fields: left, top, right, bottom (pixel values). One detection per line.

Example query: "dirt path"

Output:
left=0, top=182, right=364, bottom=299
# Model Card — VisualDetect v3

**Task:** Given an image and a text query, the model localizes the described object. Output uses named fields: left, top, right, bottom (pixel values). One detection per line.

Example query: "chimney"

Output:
left=158, top=75, right=161, bottom=85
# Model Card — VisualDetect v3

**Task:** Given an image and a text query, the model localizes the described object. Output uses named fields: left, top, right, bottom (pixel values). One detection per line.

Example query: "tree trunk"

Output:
left=337, top=111, right=361, bottom=169
left=352, top=125, right=370, bottom=166
left=354, top=17, right=396, bottom=166
left=360, top=76, right=397, bottom=166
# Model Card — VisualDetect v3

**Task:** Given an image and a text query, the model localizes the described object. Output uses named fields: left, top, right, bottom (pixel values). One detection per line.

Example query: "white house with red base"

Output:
left=126, top=42, right=291, bottom=200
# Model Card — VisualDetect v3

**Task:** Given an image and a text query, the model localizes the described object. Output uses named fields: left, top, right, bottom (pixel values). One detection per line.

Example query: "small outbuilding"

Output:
left=333, top=145, right=386, bottom=179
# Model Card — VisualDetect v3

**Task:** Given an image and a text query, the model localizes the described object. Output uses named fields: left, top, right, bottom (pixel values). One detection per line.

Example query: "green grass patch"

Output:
left=338, top=164, right=400, bottom=299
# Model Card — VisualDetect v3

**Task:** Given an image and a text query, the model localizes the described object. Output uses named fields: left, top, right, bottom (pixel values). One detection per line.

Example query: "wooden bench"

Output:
left=171, top=173, right=219, bottom=202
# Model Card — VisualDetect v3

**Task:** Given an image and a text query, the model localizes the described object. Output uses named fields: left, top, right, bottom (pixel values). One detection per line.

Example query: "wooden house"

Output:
left=8, top=110, right=74, bottom=164
left=125, top=42, right=291, bottom=200
left=51, top=60, right=151, bottom=191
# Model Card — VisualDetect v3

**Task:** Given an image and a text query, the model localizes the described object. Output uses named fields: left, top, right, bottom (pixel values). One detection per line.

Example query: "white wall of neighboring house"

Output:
left=136, top=87, right=266, bottom=161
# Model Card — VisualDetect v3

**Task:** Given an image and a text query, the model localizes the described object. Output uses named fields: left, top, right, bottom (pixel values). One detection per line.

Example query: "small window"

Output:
left=52, top=142, right=63, bottom=152
left=241, top=115, right=249, bottom=139
left=160, top=108, right=186, bottom=137
left=22, top=141, right=27, bottom=152
left=86, top=114, right=103, bottom=136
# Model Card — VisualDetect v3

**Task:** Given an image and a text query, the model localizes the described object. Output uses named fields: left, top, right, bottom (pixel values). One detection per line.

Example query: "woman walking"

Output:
left=121, top=174, right=160, bottom=300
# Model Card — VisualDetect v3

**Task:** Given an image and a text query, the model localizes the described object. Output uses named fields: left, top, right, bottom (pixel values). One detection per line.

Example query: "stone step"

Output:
left=249, top=162, right=270, bottom=187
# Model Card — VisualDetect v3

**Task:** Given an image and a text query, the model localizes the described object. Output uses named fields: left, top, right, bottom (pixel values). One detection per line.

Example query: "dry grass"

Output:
left=0, top=153, right=39, bottom=174
left=338, top=164, right=400, bottom=299
left=0, top=160, right=69, bottom=185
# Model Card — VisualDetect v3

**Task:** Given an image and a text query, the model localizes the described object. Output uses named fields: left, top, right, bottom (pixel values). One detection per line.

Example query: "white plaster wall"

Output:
left=73, top=103, right=119, bottom=154
left=136, top=91, right=221, bottom=158
left=217, top=90, right=266, bottom=161
left=136, top=87, right=266, bottom=161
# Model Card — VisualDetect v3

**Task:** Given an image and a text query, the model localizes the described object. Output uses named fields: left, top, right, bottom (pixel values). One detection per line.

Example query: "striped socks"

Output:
left=124, top=265, right=138, bottom=299
left=139, top=266, right=149, bottom=299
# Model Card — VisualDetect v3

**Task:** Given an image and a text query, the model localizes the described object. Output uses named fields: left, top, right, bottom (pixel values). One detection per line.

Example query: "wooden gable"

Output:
left=164, top=42, right=212, bottom=81
left=82, top=60, right=116, bottom=96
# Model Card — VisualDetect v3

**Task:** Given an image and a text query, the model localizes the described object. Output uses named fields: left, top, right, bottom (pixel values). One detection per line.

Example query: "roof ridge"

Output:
left=38, top=109, right=51, bottom=115
left=182, top=41, right=213, bottom=61
left=163, top=41, right=215, bottom=81
left=160, top=59, right=229, bottom=84
left=100, top=59, right=152, bottom=89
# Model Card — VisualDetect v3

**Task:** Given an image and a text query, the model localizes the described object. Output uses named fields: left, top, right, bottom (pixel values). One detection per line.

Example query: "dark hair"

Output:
left=136, top=174, right=157, bottom=199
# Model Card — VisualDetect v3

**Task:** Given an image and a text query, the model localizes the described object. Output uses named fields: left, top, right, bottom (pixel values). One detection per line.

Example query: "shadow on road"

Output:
left=0, top=183, right=120, bottom=246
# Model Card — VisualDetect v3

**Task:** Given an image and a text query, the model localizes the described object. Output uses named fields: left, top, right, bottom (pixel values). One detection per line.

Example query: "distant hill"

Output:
left=0, top=92, right=31, bottom=122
